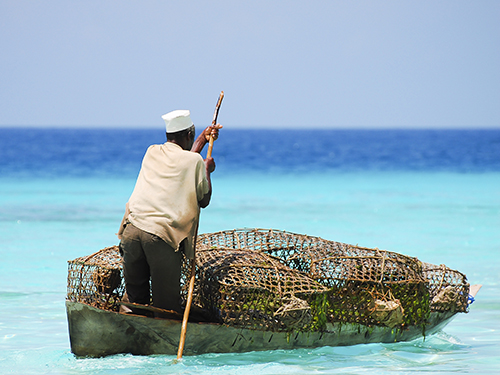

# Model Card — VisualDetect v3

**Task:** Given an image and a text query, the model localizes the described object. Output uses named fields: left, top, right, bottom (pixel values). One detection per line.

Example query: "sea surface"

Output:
left=0, top=128, right=499, bottom=374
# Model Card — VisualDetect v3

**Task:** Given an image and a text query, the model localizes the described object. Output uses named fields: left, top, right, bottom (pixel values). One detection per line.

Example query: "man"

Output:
left=117, top=109, right=221, bottom=315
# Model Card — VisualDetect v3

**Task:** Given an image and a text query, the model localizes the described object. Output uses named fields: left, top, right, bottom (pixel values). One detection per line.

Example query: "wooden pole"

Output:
left=176, top=255, right=196, bottom=360
left=207, top=91, right=224, bottom=158
left=177, top=91, right=224, bottom=360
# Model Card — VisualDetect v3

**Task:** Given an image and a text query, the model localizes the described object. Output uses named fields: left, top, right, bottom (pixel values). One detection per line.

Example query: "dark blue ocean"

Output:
left=2, top=128, right=500, bottom=178
left=1, top=128, right=499, bottom=374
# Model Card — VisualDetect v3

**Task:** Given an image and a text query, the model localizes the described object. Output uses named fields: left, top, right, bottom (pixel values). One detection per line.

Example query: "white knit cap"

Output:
left=162, top=110, right=193, bottom=133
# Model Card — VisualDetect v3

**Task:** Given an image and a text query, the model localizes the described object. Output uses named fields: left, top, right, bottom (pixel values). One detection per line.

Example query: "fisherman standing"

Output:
left=117, top=110, right=221, bottom=315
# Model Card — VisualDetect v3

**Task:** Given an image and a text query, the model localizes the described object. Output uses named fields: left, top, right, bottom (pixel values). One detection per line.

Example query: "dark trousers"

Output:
left=119, top=223, right=182, bottom=314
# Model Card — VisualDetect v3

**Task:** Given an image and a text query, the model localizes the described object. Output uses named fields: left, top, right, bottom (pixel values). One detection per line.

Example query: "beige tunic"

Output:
left=123, top=142, right=209, bottom=258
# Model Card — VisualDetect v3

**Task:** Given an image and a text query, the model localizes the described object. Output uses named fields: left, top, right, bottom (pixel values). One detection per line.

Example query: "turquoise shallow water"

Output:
left=1, top=170, right=499, bottom=374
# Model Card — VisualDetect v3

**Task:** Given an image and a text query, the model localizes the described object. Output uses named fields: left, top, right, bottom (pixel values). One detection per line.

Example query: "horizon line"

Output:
left=1, top=124, right=499, bottom=131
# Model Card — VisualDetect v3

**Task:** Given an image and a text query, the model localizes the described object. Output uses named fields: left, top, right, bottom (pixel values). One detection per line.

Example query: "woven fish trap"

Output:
left=67, top=246, right=124, bottom=310
left=189, top=247, right=328, bottom=331
left=304, top=244, right=431, bottom=327
left=422, top=263, right=469, bottom=313
left=65, top=229, right=469, bottom=332
left=196, top=229, right=431, bottom=329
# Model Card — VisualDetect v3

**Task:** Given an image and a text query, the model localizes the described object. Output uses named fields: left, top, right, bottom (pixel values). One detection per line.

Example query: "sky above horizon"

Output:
left=1, top=1, right=499, bottom=129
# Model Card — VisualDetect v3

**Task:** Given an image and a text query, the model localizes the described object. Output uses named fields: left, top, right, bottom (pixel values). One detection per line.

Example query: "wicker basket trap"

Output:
left=67, top=229, right=470, bottom=332
left=67, top=246, right=124, bottom=311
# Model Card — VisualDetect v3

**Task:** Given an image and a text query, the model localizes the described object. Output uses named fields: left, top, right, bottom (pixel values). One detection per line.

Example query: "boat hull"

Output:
left=66, top=301, right=456, bottom=357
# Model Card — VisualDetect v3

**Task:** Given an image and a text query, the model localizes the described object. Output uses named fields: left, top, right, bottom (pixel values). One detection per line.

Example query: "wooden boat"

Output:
left=66, top=229, right=480, bottom=357
left=67, top=301, right=467, bottom=357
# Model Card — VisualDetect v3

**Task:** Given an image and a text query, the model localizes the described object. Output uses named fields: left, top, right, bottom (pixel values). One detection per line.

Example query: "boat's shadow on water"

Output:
left=192, top=331, right=468, bottom=361
left=60, top=332, right=471, bottom=374
left=172, top=333, right=471, bottom=374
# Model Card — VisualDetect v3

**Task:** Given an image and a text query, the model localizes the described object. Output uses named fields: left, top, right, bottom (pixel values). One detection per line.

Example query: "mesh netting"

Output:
left=67, top=229, right=470, bottom=332
left=194, top=229, right=432, bottom=330
left=190, top=247, right=328, bottom=331
left=422, top=262, right=469, bottom=313
left=67, top=246, right=125, bottom=311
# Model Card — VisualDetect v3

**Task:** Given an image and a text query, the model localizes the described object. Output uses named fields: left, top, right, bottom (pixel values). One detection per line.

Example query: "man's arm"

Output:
left=191, top=124, right=222, bottom=154
left=198, top=157, right=215, bottom=208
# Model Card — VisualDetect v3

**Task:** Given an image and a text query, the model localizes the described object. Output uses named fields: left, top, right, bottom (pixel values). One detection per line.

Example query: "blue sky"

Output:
left=1, top=1, right=499, bottom=129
